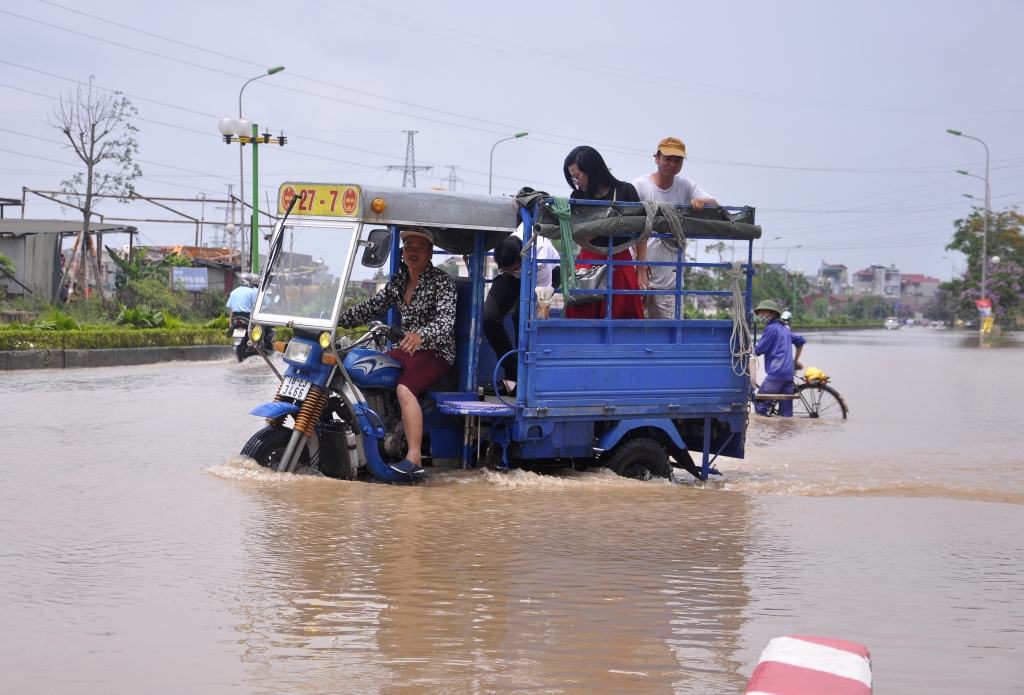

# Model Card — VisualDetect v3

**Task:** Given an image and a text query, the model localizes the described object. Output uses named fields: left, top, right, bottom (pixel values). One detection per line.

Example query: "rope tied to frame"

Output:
left=549, top=196, right=580, bottom=294
left=725, top=261, right=754, bottom=376
left=641, top=201, right=687, bottom=253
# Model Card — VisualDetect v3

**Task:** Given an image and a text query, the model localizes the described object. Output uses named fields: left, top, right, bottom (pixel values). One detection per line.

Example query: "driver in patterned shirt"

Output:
left=337, top=227, right=457, bottom=475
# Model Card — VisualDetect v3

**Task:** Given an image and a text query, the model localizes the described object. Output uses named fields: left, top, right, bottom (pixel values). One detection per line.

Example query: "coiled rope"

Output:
left=725, top=261, right=754, bottom=376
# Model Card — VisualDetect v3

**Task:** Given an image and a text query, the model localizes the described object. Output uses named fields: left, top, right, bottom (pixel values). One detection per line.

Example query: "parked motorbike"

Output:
left=232, top=314, right=275, bottom=362
left=239, top=322, right=427, bottom=482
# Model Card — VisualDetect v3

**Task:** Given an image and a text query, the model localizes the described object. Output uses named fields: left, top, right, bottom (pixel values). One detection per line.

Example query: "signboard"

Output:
left=975, top=298, right=992, bottom=310
left=278, top=183, right=361, bottom=218
left=170, top=267, right=208, bottom=291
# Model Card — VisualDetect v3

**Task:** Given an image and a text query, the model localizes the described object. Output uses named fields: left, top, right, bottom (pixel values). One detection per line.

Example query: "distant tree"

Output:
left=752, top=264, right=811, bottom=316
left=49, top=76, right=141, bottom=301
left=942, top=207, right=1023, bottom=325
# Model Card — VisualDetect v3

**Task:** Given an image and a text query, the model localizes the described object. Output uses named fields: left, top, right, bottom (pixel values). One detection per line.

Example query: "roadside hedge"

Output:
left=0, top=328, right=231, bottom=351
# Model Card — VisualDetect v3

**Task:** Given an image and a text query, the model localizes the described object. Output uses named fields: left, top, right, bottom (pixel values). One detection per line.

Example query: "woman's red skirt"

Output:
left=564, top=248, right=645, bottom=320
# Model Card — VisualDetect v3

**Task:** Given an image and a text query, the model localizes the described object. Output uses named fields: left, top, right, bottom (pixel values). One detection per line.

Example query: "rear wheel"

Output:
left=235, top=340, right=250, bottom=362
left=241, top=425, right=309, bottom=469
left=605, top=437, right=671, bottom=480
left=794, top=384, right=847, bottom=419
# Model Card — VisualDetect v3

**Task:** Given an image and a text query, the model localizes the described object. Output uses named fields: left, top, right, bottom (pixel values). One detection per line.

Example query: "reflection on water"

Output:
left=2, top=329, right=1023, bottom=693
left=207, top=461, right=753, bottom=693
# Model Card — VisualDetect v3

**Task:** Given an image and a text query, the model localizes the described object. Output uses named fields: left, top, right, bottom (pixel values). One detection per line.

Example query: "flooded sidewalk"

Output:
left=1, top=329, right=1022, bottom=693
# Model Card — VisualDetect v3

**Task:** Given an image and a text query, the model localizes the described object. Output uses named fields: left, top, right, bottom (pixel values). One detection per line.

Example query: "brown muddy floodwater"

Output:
left=1, top=328, right=1023, bottom=694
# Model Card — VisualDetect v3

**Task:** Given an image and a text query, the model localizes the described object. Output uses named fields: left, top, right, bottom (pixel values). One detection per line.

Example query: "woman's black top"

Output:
left=569, top=182, right=640, bottom=249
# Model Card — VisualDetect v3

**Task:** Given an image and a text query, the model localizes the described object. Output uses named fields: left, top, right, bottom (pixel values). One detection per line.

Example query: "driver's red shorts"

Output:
left=385, top=348, right=452, bottom=396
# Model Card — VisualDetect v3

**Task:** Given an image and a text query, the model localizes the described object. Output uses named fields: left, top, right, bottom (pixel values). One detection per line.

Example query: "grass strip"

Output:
left=0, top=328, right=232, bottom=351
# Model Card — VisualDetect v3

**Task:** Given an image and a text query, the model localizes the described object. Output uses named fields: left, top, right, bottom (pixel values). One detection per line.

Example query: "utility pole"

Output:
left=444, top=165, right=462, bottom=192
left=384, top=131, right=432, bottom=188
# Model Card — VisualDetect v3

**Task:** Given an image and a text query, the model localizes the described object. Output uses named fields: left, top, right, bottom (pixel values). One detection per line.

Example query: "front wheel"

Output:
left=241, top=425, right=309, bottom=469
left=604, top=437, right=671, bottom=480
left=793, top=383, right=848, bottom=419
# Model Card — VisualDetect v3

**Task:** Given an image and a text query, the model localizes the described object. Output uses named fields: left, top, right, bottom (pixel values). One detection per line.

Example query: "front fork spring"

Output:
left=293, top=387, right=328, bottom=438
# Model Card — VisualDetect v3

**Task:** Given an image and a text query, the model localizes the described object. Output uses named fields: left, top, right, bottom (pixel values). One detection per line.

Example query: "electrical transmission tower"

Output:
left=384, top=130, right=432, bottom=187
left=444, top=166, right=463, bottom=192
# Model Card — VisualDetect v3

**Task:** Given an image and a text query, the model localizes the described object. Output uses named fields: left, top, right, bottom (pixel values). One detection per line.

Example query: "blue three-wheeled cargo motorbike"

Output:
left=239, top=182, right=761, bottom=483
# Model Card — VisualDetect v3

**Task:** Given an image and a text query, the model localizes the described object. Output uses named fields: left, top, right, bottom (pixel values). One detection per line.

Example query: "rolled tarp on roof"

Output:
left=519, top=188, right=761, bottom=247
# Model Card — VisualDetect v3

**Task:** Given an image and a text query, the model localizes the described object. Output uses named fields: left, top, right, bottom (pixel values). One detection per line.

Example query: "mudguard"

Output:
left=597, top=418, right=687, bottom=454
left=249, top=401, right=300, bottom=419
left=354, top=407, right=427, bottom=483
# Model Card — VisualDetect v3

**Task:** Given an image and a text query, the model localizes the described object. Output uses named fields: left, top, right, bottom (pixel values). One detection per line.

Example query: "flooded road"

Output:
left=2, top=328, right=1022, bottom=693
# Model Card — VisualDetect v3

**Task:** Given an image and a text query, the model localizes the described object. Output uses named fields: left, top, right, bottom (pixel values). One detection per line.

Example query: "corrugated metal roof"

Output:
left=0, top=219, right=138, bottom=236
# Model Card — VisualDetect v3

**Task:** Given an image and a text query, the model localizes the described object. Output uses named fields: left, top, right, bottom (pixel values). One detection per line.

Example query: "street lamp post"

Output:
left=788, top=269, right=803, bottom=317
left=783, top=244, right=802, bottom=269
left=841, top=282, right=854, bottom=315
left=948, top=129, right=991, bottom=336
left=224, top=67, right=284, bottom=271
left=941, top=255, right=957, bottom=280
left=761, top=235, right=782, bottom=264
left=489, top=132, right=528, bottom=194
left=218, top=118, right=288, bottom=272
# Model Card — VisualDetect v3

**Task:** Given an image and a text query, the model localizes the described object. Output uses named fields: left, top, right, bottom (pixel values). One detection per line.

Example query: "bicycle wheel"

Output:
left=793, top=383, right=847, bottom=419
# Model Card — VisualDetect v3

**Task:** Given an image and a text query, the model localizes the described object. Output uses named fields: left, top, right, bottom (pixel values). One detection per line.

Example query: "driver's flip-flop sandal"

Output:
left=388, top=459, right=425, bottom=476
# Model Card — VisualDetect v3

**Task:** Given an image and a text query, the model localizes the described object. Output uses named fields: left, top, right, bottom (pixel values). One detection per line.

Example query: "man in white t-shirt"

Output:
left=631, top=137, right=719, bottom=319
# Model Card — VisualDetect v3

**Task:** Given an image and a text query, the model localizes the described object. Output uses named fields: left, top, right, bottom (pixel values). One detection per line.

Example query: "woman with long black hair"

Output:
left=562, top=146, right=646, bottom=320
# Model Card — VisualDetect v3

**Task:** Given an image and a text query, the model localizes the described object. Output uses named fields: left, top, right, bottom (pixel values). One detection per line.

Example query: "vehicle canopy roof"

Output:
left=277, top=183, right=518, bottom=254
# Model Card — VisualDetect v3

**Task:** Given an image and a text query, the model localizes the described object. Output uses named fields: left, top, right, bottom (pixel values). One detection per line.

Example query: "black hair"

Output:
left=563, top=146, right=623, bottom=199
left=493, top=235, right=522, bottom=270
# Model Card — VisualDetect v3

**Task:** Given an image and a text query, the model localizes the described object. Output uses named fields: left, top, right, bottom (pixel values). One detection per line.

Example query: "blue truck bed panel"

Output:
left=521, top=319, right=747, bottom=419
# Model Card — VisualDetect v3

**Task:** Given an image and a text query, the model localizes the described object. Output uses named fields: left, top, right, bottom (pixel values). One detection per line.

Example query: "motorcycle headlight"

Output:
left=319, top=332, right=332, bottom=349
left=250, top=324, right=262, bottom=342
left=284, top=340, right=312, bottom=364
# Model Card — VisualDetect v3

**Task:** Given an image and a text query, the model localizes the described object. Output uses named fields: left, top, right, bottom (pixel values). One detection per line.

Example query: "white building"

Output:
left=853, top=264, right=901, bottom=298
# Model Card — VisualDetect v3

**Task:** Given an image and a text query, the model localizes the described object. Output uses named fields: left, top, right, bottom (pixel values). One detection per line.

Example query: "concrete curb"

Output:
left=0, top=345, right=234, bottom=371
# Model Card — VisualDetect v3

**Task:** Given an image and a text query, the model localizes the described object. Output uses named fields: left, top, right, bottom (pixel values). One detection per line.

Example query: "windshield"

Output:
left=255, top=224, right=357, bottom=327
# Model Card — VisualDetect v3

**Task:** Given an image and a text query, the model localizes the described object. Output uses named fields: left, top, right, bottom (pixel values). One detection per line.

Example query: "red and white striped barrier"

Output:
left=745, top=635, right=872, bottom=695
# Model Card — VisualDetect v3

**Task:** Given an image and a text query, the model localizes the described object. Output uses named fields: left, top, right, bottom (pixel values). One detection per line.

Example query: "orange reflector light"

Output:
left=273, top=341, right=286, bottom=353
left=371, top=198, right=386, bottom=213
left=321, top=352, right=337, bottom=365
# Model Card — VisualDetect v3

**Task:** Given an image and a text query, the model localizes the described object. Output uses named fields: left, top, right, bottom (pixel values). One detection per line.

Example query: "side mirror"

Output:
left=360, top=229, right=392, bottom=268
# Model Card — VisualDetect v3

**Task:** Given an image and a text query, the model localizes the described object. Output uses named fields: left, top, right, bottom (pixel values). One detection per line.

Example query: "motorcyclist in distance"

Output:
left=226, top=273, right=259, bottom=324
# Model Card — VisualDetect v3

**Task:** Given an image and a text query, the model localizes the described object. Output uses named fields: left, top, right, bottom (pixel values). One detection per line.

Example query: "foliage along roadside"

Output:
left=0, top=328, right=231, bottom=352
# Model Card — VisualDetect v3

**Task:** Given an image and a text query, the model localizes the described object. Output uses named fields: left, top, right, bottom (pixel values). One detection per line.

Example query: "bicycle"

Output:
left=753, top=369, right=848, bottom=419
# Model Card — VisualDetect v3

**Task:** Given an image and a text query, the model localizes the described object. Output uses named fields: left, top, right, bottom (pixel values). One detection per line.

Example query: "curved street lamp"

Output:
left=948, top=129, right=991, bottom=324
left=761, top=235, right=782, bottom=264
left=489, top=132, right=528, bottom=194
left=783, top=244, right=802, bottom=268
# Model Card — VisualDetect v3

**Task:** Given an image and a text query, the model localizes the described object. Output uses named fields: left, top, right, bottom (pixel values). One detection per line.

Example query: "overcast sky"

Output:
left=2, top=0, right=1022, bottom=282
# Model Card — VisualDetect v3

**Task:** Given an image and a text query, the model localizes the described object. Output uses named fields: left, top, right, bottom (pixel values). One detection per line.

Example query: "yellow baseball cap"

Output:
left=657, top=137, right=687, bottom=159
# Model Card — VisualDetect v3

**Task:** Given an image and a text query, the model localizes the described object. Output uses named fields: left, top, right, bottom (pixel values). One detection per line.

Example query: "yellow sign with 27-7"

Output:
left=278, top=183, right=360, bottom=217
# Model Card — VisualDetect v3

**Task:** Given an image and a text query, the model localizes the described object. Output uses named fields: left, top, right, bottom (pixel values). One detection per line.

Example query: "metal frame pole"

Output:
left=252, top=123, right=260, bottom=273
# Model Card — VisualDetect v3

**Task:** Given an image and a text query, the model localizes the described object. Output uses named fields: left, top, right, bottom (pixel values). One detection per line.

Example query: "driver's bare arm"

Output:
left=337, top=279, right=398, bottom=328
left=794, top=344, right=804, bottom=371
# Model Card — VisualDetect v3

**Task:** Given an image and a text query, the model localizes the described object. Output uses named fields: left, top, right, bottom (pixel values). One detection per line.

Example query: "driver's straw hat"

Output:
left=657, top=137, right=687, bottom=158
left=754, top=299, right=782, bottom=315
left=399, top=227, right=435, bottom=246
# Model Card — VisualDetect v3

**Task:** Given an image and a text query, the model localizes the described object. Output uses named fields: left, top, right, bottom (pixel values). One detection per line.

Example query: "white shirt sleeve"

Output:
left=534, top=237, right=560, bottom=288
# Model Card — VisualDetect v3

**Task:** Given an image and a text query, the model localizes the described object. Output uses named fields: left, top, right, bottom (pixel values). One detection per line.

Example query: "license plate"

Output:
left=280, top=376, right=312, bottom=400
left=233, top=328, right=246, bottom=337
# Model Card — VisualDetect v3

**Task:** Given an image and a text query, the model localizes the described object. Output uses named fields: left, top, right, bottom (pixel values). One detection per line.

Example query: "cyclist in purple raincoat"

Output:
left=753, top=300, right=805, bottom=417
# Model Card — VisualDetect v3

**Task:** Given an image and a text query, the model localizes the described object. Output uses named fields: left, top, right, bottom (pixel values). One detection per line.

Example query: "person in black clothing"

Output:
left=562, top=146, right=646, bottom=319
left=483, top=235, right=522, bottom=391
